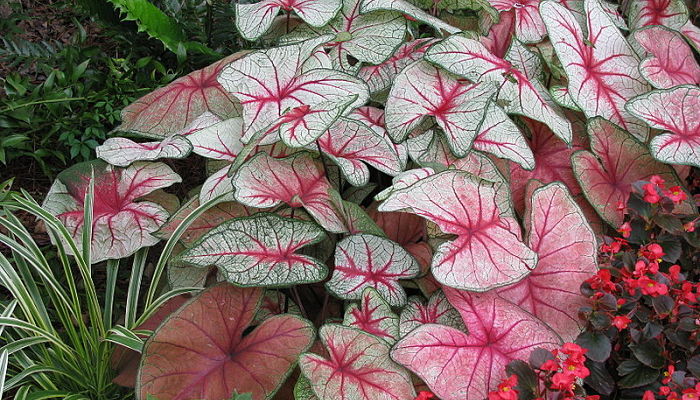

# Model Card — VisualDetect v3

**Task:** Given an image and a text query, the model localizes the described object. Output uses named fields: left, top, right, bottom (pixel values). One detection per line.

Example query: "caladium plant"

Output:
left=32, top=1, right=700, bottom=399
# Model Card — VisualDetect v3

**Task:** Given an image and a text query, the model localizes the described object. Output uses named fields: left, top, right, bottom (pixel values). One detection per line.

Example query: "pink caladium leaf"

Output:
left=377, top=170, right=537, bottom=291
left=399, top=290, right=465, bottom=337
left=571, top=117, right=689, bottom=227
left=96, top=135, right=192, bottom=167
left=137, top=283, right=314, bottom=400
left=327, top=234, right=419, bottom=306
left=360, top=0, right=461, bottom=34
left=187, top=117, right=246, bottom=161
left=118, top=55, right=243, bottom=138
left=627, top=0, right=689, bottom=29
left=481, top=8, right=514, bottom=58
left=472, top=101, right=535, bottom=169
left=177, top=213, right=327, bottom=287
left=348, top=106, right=409, bottom=168
left=426, top=35, right=573, bottom=145
left=235, top=0, right=342, bottom=41
left=299, top=324, right=415, bottom=400
left=626, top=85, right=700, bottom=168
left=155, top=197, right=261, bottom=246
left=254, top=290, right=301, bottom=324
left=391, top=289, right=562, bottom=400
left=540, top=0, right=650, bottom=140
left=488, top=0, right=546, bottom=43
left=343, top=287, right=400, bottom=343
left=368, top=204, right=426, bottom=246
left=385, top=60, right=496, bottom=157
left=497, top=182, right=597, bottom=342
left=312, top=118, right=402, bottom=186
left=218, top=36, right=369, bottom=147
left=232, top=152, right=347, bottom=232
left=634, top=26, right=700, bottom=89
left=200, top=165, right=235, bottom=204
left=284, top=0, right=407, bottom=72
left=42, top=161, right=181, bottom=263
left=357, top=39, right=434, bottom=93
left=680, top=21, right=700, bottom=52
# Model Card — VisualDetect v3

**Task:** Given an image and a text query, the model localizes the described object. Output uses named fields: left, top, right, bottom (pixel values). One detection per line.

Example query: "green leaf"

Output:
left=617, top=360, right=659, bottom=389
left=575, top=331, right=611, bottom=362
left=630, top=340, right=665, bottom=369
left=688, top=355, right=700, bottom=378
left=584, top=359, right=615, bottom=396
left=505, top=360, right=538, bottom=399
left=230, top=391, right=253, bottom=400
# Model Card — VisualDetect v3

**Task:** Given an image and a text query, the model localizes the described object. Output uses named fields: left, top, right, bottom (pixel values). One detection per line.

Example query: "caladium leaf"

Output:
left=391, top=289, right=562, bottom=400
left=540, top=0, right=650, bottom=140
left=254, top=290, right=301, bottom=324
left=96, top=135, right=192, bottom=167
left=634, top=26, right=700, bottom=89
left=200, top=165, right=235, bottom=204
left=327, top=234, right=419, bottom=306
left=571, top=117, right=688, bottom=227
left=488, top=0, right=546, bottom=43
left=232, top=152, right=348, bottom=232
left=137, top=284, right=314, bottom=400
left=399, top=290, right=465, bottom=337
left=626, top=85, right=700, bottom=168
left=377, top=170, right=537, bottom=291
left=357, top=39, right=434, bottom=94
left=312, top=118, right=402, bottom=186
left=43, top=161, right=180, bottom=263
left=349, top=106, right=409, bottom=168
left=284, top=0, right=407, bottom=72
left=299, top=324, right=415, bottom=400
left=188, top=117, right=246, bottom=161
left=343, top=287, right=400, bottom=343
left=627, top=0, right=688, bottom=29
left=472, top=101, right=535, bottom=169
left=360, top=0, right=461, bottom=34
left=177, top=213, right=327, bottom=287
left=218, top=37, right=369, bottom=147
left=119, top=55, right=243, bottom=138
left=426, top=35, right=573, bottom=145
left=497, top=182, right=597, bottom=342
left=385, top=60, right=495, bottom=156
left=680, top=21, right=700, bottom=52
left=481, top=9, right=514, bottom=58
left=368, top=204, right=426, bottom=246
left=550, top=86, right=582, bottom=111
left=235, top=0, right=342, bottom=41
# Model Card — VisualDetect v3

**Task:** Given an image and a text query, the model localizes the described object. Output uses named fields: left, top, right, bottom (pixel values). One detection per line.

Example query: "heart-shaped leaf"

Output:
left=360, top=0, right=461, bottom=35
left=312, top=118, right=402, bottom=186
left=497, top=182, right=597, bottom=342
left=487, top=0, right=546, bottom=43
left=343, top=287, right=400, bottom=343
left=357, top=39, right=434, bottom=94
left=118, top=55, right=243, bottom=138
left=368, top=203, right=426, bottom=246
left=626, top=85, right=700, bottom=168
left=96, top=135, right=192, bottom=167
left=426, top=34, right=572, bottom=145
left=391, top=289, right=562, bottom=400
left=299, top=324, right=415, bottom=400
left=540, top=0, right=650, bottom=140
left=137, top=283, right=314, bottom=400
left=481, top=9, right=514, bottom=58
left=42, top=161, right=181, bottom=263
left=377, top=170, right=537, bottom=291
left=571, top=117, right=687, bottom=227
left=627, top=0, right=688, bottom=29
left=680, top=20, right=700, bottom=52
left=235, top=0, right=342, bottom=40
left=232, top=152, right=348, bottom=232
left=634, top=26, right=700, bottom=89
left=218, top=37, right=369, bottom=147
left=326, top=234, right=419, bottom=306
left=177, top=213, right=327, bottom=287
left=200, top=165, right=235, bottom=204
left=471, top=101, right=535, bottom=169
left=399, top=290, right=465, bottom=337
left=188, top=118, right=246, bottom=161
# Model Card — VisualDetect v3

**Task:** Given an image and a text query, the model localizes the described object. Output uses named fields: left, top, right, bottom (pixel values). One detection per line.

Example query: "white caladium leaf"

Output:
left=235, top=0, right=342, bottom=41
left=343, top=287, right=400, bottom=343
left=349, top=106, right=409, bottom=168
left=299, top=324, right=416, bottom=400
left=360, top=0, right=461, bottom=34
left=312, top=118, right=402, bottom=186
left=426, top=35, right=572, bottom=145
left=200, top=165, right=235, bottom=204
left=327, top=234, right=419, bottom=307
left=392, top=289, right=561, bottom=400
left=626, top=86, right=700, bottom=168
left=374, top=167, right=435, bottom=202
left=96, top=135, right=192, bottom=167
left=219, top=36, right=369, bottom=147
left=378, top=170, right=536, bottom=291
left=385, top=60, right=495, bottom=156
left=472, top=101, right=535, bottom=169
left=488, top=0, right=546, bottom=43
left=43, top=161, right=181, bottom=263
left=232, top=152, right=348, bottom=232
left=505, top=38, right=543, bottom=81
left=174, top=111, right=224, bottom=136
left=627, top=0, right=688, bottom=29
left=498, top=182, right=597, bottom=342
left=540, top=0, right=651, bottom=140
left=176, top=213, right=327, bottom=287
left=188, top=117, right=245, bottom=161
left=681, top=21, right=700, bottom=52
left=634, top=26, right=700, bottom=89
left=399, top=290, right=465, bottom=337
left=550, top=86, right=582, bottom=111
left=358, top=39, right=434, bottom=94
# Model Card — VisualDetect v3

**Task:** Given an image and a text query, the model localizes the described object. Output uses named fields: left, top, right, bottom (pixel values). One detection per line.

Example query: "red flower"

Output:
left=644, top=390, right=657, bottom=400
left=618, top=221, right=632, bottom=238
left=612, top=315, right=632, bottom=330
left=562, top=358, right=590, bottom=379
left=540, top=359, right=559, bottom=371
left=660, top=387, right=672, bottom=396
left=487, top=375, right=518, bottom=400
left=669, top=265, right=682, bottom=282
left=586, top=270, right=616, bottom=292
left=665, top=186, right=687, bottom=203
left=550, top=372, right=576, bottom=391
left=641, top=243, right=665, bottom=261
left=650, top=175, right=666, bottom=187
left=639, top=276, right=669, bottom=297
left=415, top=391, right=435, bottom=400
left=560, top=342, right=587, bottom=363
left=643, top=183, right=662, bottom=203
left=682, top=389, right=699, bottom=400
left=662, top=365, right=675, bottom=384
left=685, top=221, right=696, bottom=232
